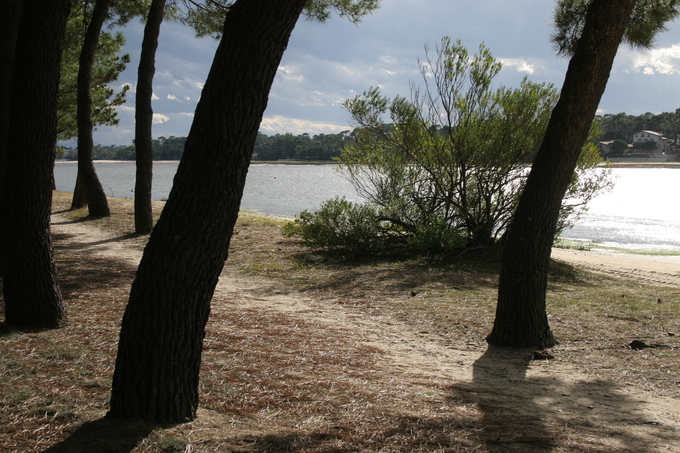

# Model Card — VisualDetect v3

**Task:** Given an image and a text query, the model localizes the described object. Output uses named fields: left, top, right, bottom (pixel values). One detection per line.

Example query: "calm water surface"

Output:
left=53, top=162, right=680, bottom=252
left=53, top=162, right=360, bottom=216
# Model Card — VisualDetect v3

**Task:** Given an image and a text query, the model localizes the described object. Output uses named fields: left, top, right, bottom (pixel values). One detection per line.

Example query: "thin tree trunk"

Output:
left=72, top=0, right=111, bottom=217
left=2, top=0, right=71, bottom=328
left=134, top=0, right=166, bottom=234
left=108, top=0, right=308, bottom=422
left=71, top=173, right=87, bottom=208
left=487, top=0, right=637, bottom=348
left=0, top=0, right=22, bottom=279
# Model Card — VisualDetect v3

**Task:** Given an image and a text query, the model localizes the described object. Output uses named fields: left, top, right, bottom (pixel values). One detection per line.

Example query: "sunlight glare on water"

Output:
left=560, top=168, right=680, bottom=251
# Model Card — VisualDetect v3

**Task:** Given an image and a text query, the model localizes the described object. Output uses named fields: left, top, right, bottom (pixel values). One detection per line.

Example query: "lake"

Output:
left=53, top=161, right=680, bottom=253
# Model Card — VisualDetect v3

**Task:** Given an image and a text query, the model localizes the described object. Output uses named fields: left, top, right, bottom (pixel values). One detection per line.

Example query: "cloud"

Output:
left=500, top=58, right=536, bottom=74
left=621, top=44, right=680, bottom=75
left=91, top=2, right=680, bottom=146
left=260, top=115, right=349, bottom=136
left=153, top=114, right=170, bottom=124
left=271, top=53, right=419, bottom=114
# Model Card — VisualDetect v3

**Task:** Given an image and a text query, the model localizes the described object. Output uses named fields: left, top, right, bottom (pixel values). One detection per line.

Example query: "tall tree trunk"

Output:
left=487, top=0, right=637, bottom=349
left=108, top=0, right=308, bottom=423
left=2, top=0, right=71, bottom=328
left=134, top=0, right=166, bottom=234
left=71, top=0, right=111, bottom=217
left=0, top=0, right=22, bottom=279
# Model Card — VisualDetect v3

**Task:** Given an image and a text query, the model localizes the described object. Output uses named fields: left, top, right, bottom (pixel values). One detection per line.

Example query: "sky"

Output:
left=88, top=0, right=680, bottom=146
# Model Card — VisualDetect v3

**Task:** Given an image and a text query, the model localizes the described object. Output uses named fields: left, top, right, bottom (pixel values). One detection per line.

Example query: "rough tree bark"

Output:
left=0, top=0, right=22, bottom=279
left=134, top=0, right=167, bottom=234
left=71, top=0, right=112, bottom=217
left=108, top=0, right=308, bottom=422
left=2, top=0, right=71, bottom=327
left=487, top=0, right=638, bottom=348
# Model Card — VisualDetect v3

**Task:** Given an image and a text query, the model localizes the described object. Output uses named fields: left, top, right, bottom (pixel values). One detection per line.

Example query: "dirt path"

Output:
left=51, top=213, right=680, bottom=451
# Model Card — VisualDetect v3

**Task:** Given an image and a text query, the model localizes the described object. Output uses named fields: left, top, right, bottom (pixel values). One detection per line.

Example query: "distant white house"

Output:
left=631, top=130, right=671, bottom=153
left=605, top=130, right=675, bottom=162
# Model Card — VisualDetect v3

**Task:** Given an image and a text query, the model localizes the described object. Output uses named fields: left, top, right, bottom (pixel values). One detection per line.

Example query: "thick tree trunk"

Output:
left=487, top=0, right=637, bottom=349
left=134, top=0, right=166, bottom=235
left=2, top=0, right=71, bottom=328
left=0, top=0, right=21, bottom=279
left=72, top=0, right=111, bottom=217
left=108, top=0, right=307, bottom=423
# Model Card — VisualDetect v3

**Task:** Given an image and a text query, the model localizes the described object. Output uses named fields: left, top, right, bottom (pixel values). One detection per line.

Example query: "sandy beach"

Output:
left=552, top=247, right=680, bottom=287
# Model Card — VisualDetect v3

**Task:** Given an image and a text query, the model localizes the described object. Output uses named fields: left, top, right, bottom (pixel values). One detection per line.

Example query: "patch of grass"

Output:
left=596, top=245, right=680, bottom=256
left=554, top=238, right=596, bottom=251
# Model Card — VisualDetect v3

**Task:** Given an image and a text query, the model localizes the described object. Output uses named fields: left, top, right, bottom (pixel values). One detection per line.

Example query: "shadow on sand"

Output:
left=446, top=345, right=677, bottom=452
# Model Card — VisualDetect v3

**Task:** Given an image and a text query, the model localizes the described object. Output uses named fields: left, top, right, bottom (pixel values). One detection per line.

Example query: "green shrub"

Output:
left=282, top=197, right=469, bottom=256
left=282, top=197, right=388, bottom=253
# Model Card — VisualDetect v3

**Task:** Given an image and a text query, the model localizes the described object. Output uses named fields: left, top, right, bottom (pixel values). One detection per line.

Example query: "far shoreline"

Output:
left=599, top=161, right=680, bottom=168
left=54, top=159, right=680, bottom=168
left=55, top=160, right=339, bottom=165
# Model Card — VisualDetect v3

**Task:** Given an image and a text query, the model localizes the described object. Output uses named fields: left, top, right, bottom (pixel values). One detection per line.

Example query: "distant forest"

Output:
left=60, top=108, right=680, bottom=161
left=598, top=108, right=680, bottom=142
left=61, top=131, right=354, bottom=161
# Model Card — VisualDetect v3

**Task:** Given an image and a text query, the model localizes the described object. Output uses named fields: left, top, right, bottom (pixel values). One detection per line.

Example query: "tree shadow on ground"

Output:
left=52, top=231, right=141, bottom=252
left=41, top=417, right=159, bottom=453
left=54, top=252, right=137, bottom=298
left=446, top=345, right=677, bottom=452
left=0, top=321, right=53, bottom=337
left=291, top=251, right=502, bottom=295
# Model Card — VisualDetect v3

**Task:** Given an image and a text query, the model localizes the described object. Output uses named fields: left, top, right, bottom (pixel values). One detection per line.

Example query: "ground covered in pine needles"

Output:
left=0, top=191, right=679, bottom=452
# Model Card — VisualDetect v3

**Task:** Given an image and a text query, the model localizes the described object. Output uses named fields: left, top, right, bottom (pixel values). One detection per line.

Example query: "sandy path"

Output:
left=51, top=214, right=680, bottom=451
left=552, top=248, right=680, bottom=288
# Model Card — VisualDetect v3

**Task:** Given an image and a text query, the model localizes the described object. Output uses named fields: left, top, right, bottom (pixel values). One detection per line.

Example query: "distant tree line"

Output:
left=61, top=130, right=356, bottom=161
left=253, top=131, right=353, bottom=160
left=61, top=135, right=187, bottom=161
left=597, top=108, right=680, bottom=143
left=58, top=109, right=680, bottom=162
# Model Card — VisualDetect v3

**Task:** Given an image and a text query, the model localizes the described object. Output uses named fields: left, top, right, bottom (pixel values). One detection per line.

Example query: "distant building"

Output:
left=631, top=130, right=671, bottom=153
left=605, top=130, right=674, bottom=162
left=598, top=140, right=614, bottom=154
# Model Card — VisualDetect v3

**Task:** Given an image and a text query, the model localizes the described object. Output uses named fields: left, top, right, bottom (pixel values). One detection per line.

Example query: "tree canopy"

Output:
left=176, top=0, right=380, bottom=39
left=57, top=3, right=131, bottom=142
left=551, top=0, right=680, bottom=56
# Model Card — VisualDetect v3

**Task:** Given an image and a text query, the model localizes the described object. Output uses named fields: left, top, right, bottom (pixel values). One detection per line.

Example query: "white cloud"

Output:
left=500, top=58, right=536, bottom=74
left=153, top=114, right=170, bottom=124
left=378, top=55, right=398, bottom=66
left=152, top=93, right=159, bottom=100
left=277, top=65, right=306, bottom=83
left=167, top=94, right=179, bottom=101
left=623, top=44, right=680, bottom=75
left=260, top=115, right=348, bottom=136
